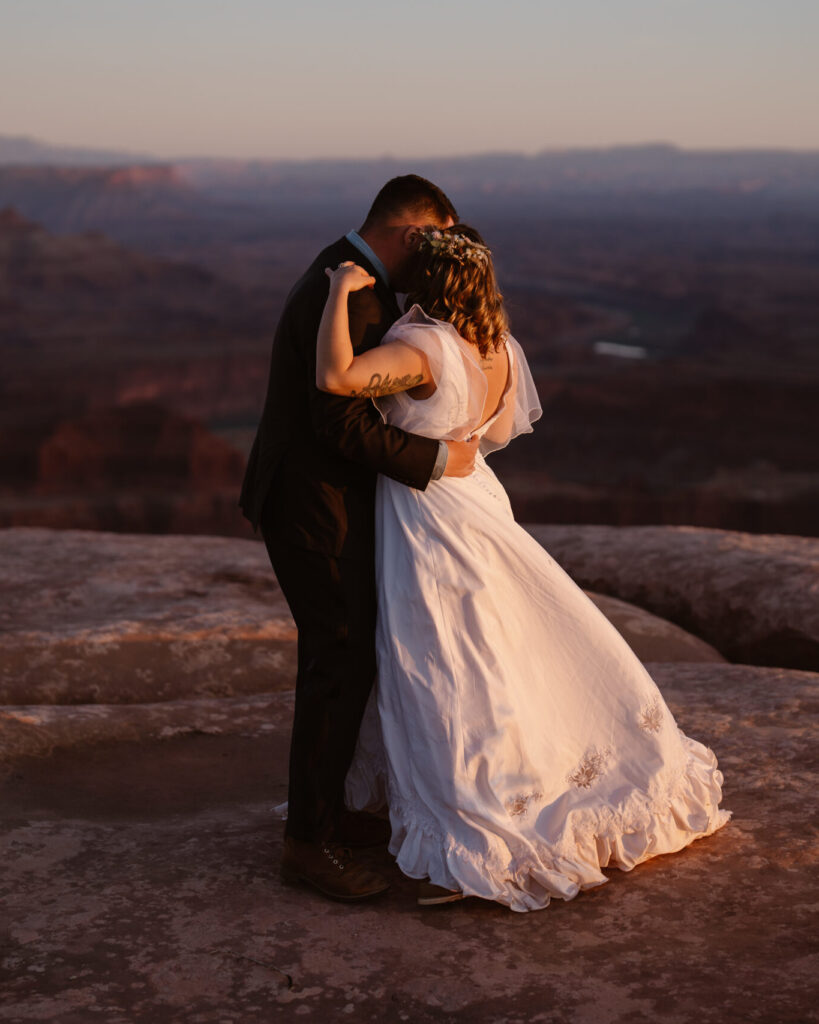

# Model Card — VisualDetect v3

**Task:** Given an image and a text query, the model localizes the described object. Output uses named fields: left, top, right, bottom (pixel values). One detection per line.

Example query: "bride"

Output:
left=315, top=224, right=731, bottom=912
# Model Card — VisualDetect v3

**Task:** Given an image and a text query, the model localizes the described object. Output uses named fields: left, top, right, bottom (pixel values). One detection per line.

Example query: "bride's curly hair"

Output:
left=404, top=224, right=509, bottom=358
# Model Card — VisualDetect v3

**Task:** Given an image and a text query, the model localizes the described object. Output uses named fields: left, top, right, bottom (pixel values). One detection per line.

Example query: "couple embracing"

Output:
left=240, top=175, right=730, bottom=913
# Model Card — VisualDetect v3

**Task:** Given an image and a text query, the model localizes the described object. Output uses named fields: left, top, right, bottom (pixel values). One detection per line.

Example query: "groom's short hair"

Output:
left=362, top=175, right=458, bottom=230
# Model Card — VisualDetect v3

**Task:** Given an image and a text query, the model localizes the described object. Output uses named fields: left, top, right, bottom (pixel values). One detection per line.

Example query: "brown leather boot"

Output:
left=280, top=837, right=391, bottom=901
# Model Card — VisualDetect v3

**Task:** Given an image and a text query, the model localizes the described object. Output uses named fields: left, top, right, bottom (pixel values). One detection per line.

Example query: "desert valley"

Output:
left=1, top=138, right=818, bottom=538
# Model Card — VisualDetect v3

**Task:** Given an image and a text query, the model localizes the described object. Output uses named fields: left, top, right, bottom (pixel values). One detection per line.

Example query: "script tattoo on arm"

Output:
left=350, top=371, right=424, bottom=398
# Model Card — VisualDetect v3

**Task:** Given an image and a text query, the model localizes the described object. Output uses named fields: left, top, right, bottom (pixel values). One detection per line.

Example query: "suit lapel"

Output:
left=375, top=278, right=402, bottom=321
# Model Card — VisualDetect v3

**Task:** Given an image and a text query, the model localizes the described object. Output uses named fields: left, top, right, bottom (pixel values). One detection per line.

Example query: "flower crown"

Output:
left=416, top=229, right=492, bottom=266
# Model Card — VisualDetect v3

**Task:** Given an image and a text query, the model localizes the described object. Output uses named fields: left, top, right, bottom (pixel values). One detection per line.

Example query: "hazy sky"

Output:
left=1, top=0, right=817, bottom=159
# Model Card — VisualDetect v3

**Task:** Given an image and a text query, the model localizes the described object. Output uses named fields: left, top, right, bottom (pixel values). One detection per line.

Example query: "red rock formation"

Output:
left=37, top=402, right=244, bottom=492
left=0, top=206, right=34, bottom=232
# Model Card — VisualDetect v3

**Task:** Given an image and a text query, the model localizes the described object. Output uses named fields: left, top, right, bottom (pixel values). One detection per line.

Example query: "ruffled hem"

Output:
left=378, top=734, right=732, bottom=913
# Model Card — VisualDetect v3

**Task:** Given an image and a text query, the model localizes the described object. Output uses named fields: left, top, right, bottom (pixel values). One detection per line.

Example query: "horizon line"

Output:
left=3, top=132, right=819, bottom=167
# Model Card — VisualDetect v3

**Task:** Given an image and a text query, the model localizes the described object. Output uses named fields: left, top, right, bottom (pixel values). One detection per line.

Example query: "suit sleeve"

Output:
left=294, top=276, right=439, bottom=490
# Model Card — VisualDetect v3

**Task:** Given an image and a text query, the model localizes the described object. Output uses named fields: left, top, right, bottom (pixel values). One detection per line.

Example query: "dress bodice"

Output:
left=374, top=305, right=542, bottom=455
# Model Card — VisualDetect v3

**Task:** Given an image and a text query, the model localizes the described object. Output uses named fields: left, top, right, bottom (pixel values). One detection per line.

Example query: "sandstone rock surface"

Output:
left=0, top=528, right=295, bottom=708
left=526, top=523, right=819, bottom=670
left=1, top=525, right=815, bottom=1021
left=2, top=662, right=816, bottom=1023
left=585, top=592, right=723, bottom=664
left=0, top=527, right=719, bottom=716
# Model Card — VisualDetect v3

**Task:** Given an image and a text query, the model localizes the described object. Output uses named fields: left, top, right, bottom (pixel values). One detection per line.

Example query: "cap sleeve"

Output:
left=479, top=334, right=543, bottom=455
left=376, top=305, right=486, bottom=440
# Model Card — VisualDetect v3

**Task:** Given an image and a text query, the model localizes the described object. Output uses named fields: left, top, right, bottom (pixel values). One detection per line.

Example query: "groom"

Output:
left=239, top=175, right=476, bottom=900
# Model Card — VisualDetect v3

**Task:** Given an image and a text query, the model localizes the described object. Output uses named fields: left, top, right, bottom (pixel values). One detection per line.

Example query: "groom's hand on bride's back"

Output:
left=443, top=436, right=479, bottom=477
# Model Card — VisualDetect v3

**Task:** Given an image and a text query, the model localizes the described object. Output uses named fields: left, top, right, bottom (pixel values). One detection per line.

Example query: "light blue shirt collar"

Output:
left=346, top=230, right=391, bottom=289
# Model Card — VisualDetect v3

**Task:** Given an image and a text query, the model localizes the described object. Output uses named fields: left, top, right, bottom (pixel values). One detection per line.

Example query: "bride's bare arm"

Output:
left=316, top=262, right=432, bottom=397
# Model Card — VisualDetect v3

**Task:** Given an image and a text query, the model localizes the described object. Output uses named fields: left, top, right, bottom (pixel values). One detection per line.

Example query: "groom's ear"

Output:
left=403, top=225, right=422, bottom=250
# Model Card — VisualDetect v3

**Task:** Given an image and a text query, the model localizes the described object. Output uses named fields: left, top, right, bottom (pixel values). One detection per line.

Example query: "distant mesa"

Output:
left=105, top=166, right=185, bottom=189
left=0, top=205, right=38, bottom=232
left=3, top=135, right=819, bottom=229
left=0, top=162, right=186, bottom=189
left=129, top=163, right=183, bottom=185
left=0, top=162, right=199, bottom=241
left=0, top=206, right=230, bottom=297
left=0, top=133, right=158, bottom=167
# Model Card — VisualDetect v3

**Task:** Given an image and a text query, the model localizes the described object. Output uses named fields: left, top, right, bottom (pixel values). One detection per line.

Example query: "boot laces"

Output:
left=321, top=844, right=353, bottom=872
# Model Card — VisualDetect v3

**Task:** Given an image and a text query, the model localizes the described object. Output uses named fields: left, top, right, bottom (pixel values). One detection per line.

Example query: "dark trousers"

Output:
left=261, top=516, right=377, bottom=843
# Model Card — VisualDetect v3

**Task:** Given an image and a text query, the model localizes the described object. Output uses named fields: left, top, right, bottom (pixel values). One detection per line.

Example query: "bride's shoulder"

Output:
left=385, top=304, right=462, bottom=345
left=394, top=304, right=451, bottom=331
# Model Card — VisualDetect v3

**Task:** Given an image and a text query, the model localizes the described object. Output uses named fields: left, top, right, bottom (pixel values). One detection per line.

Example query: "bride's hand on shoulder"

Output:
left=325, top=261, right=376, bottom=293
left=316, top=261, right=430, bottom=396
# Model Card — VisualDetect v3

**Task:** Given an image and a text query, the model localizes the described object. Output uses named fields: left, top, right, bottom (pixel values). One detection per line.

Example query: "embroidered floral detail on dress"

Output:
left=505, top=791, right=543, bottom=817
left=638, top=697, right=664, bottom=733
left=567, top=747, right=611, bottom=790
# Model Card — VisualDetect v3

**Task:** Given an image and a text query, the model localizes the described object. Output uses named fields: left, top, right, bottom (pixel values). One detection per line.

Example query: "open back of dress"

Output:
left=372, top=304, right=542, bottom=453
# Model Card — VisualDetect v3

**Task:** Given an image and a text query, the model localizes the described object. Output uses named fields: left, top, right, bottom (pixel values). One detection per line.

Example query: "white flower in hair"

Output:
left=417, top=229, right=492, bottom=265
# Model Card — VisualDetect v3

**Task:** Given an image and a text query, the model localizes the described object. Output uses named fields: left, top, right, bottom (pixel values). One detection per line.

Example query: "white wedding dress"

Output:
left=345, top=305, right=731, bottom=912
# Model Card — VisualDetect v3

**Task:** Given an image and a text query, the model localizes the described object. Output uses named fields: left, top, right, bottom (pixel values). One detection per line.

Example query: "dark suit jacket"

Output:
left=239, top=236, right=439, bottom=559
